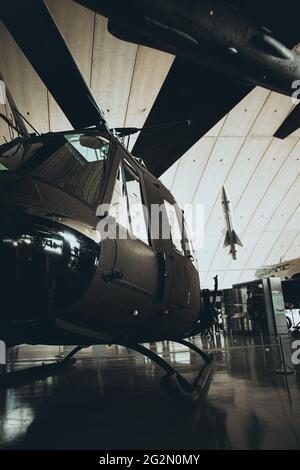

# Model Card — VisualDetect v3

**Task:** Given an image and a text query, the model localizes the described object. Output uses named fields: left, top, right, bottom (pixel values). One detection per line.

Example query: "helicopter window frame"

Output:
left=110, top=159, right=150, bottom=246
left=183, top=220, right=199, bottom=268
left=0, top=131, right=112, bottom=210
left=163, top=199, right=185, bottom=256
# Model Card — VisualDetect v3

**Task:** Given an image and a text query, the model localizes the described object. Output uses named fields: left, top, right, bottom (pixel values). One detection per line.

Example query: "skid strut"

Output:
left=120, top=340, right=215, bottom=404
left=0, top=345, right=83, bottom=388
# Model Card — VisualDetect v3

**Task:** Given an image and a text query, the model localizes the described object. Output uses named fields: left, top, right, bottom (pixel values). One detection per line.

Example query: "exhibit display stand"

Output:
left=263, top=277, right=295, bottom=374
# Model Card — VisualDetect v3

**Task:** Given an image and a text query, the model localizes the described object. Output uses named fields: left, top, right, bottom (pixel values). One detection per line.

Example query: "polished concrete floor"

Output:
left=0, top=335, right=300, bottom=450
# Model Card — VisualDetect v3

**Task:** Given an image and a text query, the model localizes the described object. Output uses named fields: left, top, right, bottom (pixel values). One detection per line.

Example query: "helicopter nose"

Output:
left=0, top=208, right=101, bottom=321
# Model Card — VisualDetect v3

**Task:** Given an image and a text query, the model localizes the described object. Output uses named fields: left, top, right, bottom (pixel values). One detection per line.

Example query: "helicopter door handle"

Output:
left=157, top=251, right=168, bottom=302
left=102, top=270, right=124, bottom=282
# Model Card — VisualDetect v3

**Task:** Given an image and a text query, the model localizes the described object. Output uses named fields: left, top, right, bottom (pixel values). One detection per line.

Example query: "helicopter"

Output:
left=0, top=0, right=218, bottom=402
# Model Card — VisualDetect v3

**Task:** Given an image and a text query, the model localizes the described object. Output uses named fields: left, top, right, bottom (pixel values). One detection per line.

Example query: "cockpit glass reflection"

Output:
left=0, top=132, right=111, bottom=208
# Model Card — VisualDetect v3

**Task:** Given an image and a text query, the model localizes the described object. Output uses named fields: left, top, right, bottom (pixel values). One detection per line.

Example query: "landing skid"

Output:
left=0, top=345, right=82, bottom=388
left=0, top=340, right=215, bottom=403
left=121, top=339, right=215, bottom=405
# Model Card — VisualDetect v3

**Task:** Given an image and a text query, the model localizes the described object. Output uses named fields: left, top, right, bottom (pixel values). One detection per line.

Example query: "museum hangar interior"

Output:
left=0, top=0, right=300, bottom=452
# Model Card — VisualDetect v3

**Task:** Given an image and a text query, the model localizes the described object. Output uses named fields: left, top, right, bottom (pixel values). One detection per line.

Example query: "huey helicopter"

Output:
left=0, top=0, right=299, bottom=401
left=0, top=0, right=218, bottom=402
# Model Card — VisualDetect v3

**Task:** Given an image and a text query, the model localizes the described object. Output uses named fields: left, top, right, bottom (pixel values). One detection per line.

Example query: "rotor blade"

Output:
left=0, top=0, right=105, bottom=129
left=274, top=104, right=300, bottom=139
left=132, top=58, right=253, bottom=177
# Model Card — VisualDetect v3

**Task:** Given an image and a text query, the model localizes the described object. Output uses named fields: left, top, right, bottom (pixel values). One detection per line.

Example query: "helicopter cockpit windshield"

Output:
left=0, top=131, right=111, bottom=208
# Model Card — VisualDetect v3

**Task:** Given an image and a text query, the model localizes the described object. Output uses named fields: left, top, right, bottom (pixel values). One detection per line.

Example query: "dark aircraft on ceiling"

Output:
left=0, top=0, right=298, bottom=400
left=74, top=0, right=300, bottom=171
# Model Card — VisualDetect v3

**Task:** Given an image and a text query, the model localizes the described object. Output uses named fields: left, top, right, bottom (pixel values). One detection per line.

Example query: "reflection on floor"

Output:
left=0, top=335, right=300, bottom=450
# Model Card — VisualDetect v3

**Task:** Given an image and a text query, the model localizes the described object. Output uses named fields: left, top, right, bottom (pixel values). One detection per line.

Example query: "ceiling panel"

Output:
left=234, top=138, right=297, bottom=232
left=125, top=47, right=174, bottom=131
left=0, top=22, right=49, bottom=136
left=199, top=271, right=208, bottom=284
left=91, top=16, right=137, bottom=129
left=46, top=0, right=95, bottom=132
left=222, top=270, right=244, bottom=289
left=246, top=231, right=280, bottom=269
left=159, top=161, right=179, bottom=189
left=267, top=175, right=300, bottom=231
left=205, top=116, right=226, bottom=137
left=191, top=136, right=245, bottom=215
left=195, top=234, right=221, bottom=272
left=209, top=241, right=238, bottom=272
left=250, top=91, right=294, bottom=136
left=284, top=233, right=300, bottom=260
left=264, top=231, right=298, bottom=265
left=285, top=204, right=300, bottom=231
left=238, top=270, right=257, bottom=284
left=220, top=87, right=270, bottom=137
left=246, top=139, right=300, bottom=234
left=220, top=136, right=272, bottom=207
left=171, top=136, right=216, bottom=207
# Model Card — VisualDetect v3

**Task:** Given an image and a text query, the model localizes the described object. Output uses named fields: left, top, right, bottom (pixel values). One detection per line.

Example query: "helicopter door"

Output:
left=143, top=176, right=190, bottom=309
left=162, top=199, right=190, bottom=308
left=107, top=157, right=159, bottom=313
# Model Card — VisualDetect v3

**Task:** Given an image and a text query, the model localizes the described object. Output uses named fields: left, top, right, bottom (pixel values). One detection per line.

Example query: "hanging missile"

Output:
left=221, top=186, right=243, bottom=261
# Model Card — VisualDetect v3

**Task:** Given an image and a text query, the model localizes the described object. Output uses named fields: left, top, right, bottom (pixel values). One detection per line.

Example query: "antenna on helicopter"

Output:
left=112, top=119, right=193, bottom=138
left=111, top=119, right=193, bottom=149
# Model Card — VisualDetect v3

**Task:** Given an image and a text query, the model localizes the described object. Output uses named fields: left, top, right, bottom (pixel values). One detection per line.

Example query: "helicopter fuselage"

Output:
left=0, top=131, right=201, bottom=346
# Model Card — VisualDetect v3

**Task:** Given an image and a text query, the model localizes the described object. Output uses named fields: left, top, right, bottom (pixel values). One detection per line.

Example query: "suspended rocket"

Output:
left=221, top=186, right=243, bottom=260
